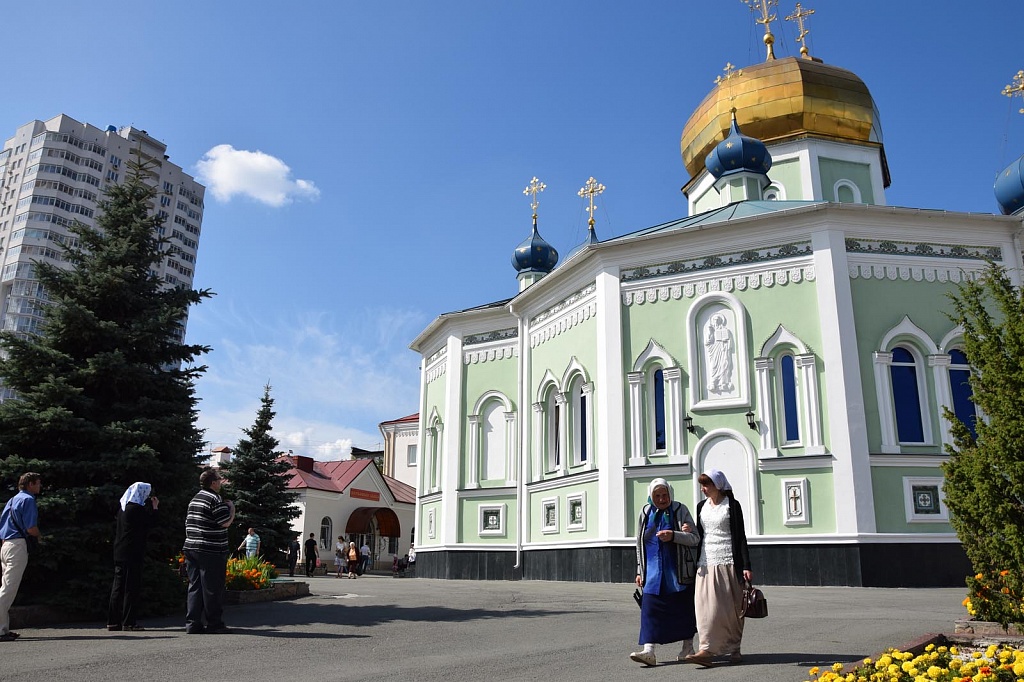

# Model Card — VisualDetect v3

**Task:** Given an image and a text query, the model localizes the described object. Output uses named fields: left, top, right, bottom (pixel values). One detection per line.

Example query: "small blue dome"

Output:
left=705, top=112, right=772, bottom=181
left=512, top=224, right=559, bottom=274
left=995, top=154, right=1024, bottom=216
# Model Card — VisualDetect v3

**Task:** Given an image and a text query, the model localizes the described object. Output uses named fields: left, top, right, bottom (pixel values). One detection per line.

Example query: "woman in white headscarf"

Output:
left=629, top=478, right=700, bottom=667
left=684, top=469, right=752, bottom=667
left=107, top=482, right=159, bottom=632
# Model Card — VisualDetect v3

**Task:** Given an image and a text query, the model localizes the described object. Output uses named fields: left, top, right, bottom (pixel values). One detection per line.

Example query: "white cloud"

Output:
left=195, top=144, right=320, bottom=207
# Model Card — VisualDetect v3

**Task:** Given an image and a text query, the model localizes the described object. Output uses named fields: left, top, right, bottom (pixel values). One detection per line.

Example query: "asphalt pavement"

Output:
left=0, top=574, right=967, bottom=682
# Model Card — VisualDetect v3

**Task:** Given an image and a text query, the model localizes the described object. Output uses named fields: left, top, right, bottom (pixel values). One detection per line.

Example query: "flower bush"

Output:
left=806, top=643, right=1024, bottom=682
left=963, top=570, right=1024, bottom=627
left=225, top=555, right=277, bottom=591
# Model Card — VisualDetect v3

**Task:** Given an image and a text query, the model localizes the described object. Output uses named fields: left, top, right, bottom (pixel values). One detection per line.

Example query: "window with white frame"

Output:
left=782, top=478, right=809, bottom=525
left=479, top=504, right=506, bottom=536
left=947, top=348, right=977, bottom=440
left=628, top=339, right=685, bottom=465
left=544, top=386, right=560, bottom=472
left=481, top=399, right=506, bottom=481
left=407, top=443, right=418, bottom=467
left=319, top=516, right=333, bottom=549
left=902, top=477, right=948, bottom=523
left=754, top=326, right=825, bottom=458
left=567, top=375, right=591, bottom=466
left=541, top=497, right=558, bottom=533
left=649, top=367, right=667, bottom=452
left=777, top=353, right=800, bottom=445
left=834, top=180, right=861, bottom=203
left=890, top=346, right=925, bottom=443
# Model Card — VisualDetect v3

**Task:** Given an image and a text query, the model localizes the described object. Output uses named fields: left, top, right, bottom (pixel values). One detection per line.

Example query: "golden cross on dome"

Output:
left=743, top=0, right=778, bottom=61
left=714, top=62, right=743, bottom=85
left=1003, top=71, right=1024, bottom=114
left=523, top=176, right=546, bottom=224
left=785, top=3, right=815, bottom=59
left=577, top=176, right=605, bottom=229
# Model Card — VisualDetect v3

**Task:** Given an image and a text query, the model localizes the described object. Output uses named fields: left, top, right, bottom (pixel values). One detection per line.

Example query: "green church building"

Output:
left=408, top=18, right=1024, bottom=587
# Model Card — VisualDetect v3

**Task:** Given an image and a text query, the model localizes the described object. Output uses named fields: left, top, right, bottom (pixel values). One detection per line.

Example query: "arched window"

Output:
left=545, top=386, right=560, bottom=471
left=567, top=375, right=590, bottom=466
left=890, top=346, right=925, bottom=443
left=763, top=184, right=784, bottom=201
left=834, top=180, right=861, bottom=204
left=651, top=368, right=667, bottom=451
left=319, top=516, right=333, bottom=549
left=948, top=348, right=977, bottom=439
left=779, top=353, right=800, bottom=444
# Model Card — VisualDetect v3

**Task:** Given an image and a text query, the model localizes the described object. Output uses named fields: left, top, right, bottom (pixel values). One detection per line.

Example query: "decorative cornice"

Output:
left=464, top=343, right=518, bottom=365
left=757, top=454, right=834, bottom=471
left=427, top=346, right=446, bottom=365
left=532, top=283, right=596, bottom=325
left=526, top=469, right=600, bottom=493
left=848, top=263, right=984, bottom=283
left=529, top=301, right=597, bottom=348
left=464, top=327, right=518, bottom=346
left=845, top=237, right=1001, bottom=261
left=426, top=359, right=447, bottom=384
left=623, top=264, right=814, bottom=306
left=621, top=241, right=813, bottom=283
left=868, top=454, right=948, bottom=467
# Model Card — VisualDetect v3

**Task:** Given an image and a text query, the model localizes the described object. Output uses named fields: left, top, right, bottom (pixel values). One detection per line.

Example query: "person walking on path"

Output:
left=287, top=535, right=300, bottom=577
left=359, top=541, right=371, bottom=575
left=684, top=469, right=753, bottom=667
left=0, top=473, right=42, bottom=643
left=629, top=477, right=700, bottom=667
left=346, top=542, right=360, bottom=579
left=304, top=533, right=318, bottom=577
left=334, top=536, right=346, bottom=578
left=238, top=528, right=260, bottom=558
left=183, top=469, right=235, bottom=635
left=107, top=482, right=158, bottom=632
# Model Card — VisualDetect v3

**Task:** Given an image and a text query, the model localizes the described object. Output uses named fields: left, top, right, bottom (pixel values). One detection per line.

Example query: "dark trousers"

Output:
left=288, top=555, right=298, bottom=577
left=305, top=556, right=316, bottom=577
left=108, top=559, right=142, bottom=627
left=184, top=549, right=227, bottom=632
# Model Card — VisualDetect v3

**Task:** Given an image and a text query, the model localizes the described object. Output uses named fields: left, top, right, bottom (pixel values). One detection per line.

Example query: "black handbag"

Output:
left=632, top=588, right=643, bottom=608
left=742, top=580, right=768, bottom=618
left=678, top=544, right=697, bottom=584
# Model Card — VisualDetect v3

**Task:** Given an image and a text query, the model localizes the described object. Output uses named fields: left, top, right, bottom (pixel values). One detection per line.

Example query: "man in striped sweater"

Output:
left=183, top=468, right=235, bottom=635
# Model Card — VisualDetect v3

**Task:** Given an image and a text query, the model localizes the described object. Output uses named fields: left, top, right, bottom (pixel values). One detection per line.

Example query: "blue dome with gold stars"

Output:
left=995, top=154, right=1024, bottom=216
left=512, top=225, right=559, bottom=274
left=705, top=111, right=772, bottom=181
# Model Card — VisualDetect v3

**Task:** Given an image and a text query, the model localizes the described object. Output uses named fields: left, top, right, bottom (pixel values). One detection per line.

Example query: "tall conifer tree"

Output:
left=220, top=384, right=299, bottom=563
left=0, top=160, right=211, bottom=615
left=943, top=263, right=1024, bottom=626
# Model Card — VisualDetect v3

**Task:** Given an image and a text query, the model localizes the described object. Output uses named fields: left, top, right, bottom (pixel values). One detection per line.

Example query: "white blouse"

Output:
left=698, top=497, right=734, bottom=567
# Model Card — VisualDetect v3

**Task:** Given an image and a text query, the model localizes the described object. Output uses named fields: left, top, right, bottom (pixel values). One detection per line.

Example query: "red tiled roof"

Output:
left=282, top=456, right=374, bottom=494
left=379, top=413, right=419, bottom=426
left=383, top=474, right=415, bottom=504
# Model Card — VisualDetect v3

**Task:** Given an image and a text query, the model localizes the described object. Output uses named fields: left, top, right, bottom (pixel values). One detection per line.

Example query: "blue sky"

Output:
left=5, top=1, right=1023, bottom=459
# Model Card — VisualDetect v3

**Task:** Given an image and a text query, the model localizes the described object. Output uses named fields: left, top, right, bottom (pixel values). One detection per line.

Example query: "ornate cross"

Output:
left=785, top=3, right=815, bottom=59
left=1003, top=71, right=1024, bottom=114
left=523, top=176, right=546, bottom=223
left=714, top=62, right=743, bottom=85
left=743, top=0, right=778, bottom=61
left=577, top=176, right=605, bottom=229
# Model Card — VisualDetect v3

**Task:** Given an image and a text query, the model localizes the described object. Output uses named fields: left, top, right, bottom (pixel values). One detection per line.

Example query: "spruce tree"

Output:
left=0, top=160, right=211, bottom=616
left=220, top=384, right=299, bottom=564
left=943, top=262, right=1024, bottom=626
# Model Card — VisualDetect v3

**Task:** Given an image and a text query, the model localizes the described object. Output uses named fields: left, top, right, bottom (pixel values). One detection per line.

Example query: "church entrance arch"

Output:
left=346, top=507, right=402, bottom=572
left=694, top=430, right=759, bottom=536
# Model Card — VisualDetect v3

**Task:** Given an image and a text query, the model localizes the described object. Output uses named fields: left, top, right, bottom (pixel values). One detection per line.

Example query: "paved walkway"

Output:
left=1, top=575, right=967, bottom=682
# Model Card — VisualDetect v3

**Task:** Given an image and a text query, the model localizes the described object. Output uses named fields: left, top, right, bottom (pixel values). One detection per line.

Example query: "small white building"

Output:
left=284, top=454, right=416, bottom=570
left=379, top=413, right=419, bottom=489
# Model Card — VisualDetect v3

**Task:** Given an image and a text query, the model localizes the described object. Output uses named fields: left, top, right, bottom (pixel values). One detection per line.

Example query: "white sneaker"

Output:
left=629, top=650, right=657, bottom=666
left=677, top=640, right=695, bottom=661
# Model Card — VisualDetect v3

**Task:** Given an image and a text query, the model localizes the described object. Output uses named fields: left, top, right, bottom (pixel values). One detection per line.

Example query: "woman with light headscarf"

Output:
left=629, top=478, right=700, bottom=667
left=684, top=469, right=752, bottom=667
left=107, top=482, right=158, bottom=632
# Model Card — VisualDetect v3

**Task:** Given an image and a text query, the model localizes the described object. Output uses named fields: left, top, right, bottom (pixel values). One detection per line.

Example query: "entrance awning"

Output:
left=345, top=507, right=401, bottom=537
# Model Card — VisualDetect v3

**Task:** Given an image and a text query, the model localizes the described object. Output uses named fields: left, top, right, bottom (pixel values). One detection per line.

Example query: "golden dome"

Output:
left=681, top=56, right=887, bottom=184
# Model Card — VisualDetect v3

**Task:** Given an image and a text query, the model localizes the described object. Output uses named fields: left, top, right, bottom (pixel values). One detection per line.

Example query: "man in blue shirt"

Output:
left=0, top=472, right=42, bottom=643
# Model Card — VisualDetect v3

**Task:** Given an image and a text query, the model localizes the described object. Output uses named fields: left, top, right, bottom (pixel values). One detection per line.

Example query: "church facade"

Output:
left=409, top=43, right=1024, bottom=586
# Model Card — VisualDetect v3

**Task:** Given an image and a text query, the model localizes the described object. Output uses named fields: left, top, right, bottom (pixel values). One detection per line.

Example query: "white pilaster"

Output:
left=627, top=371, right=646, bottom=466
left=467, top=414, right=481, bottom=488
left=754, top=357, right=776, bottom=457
left=504, top=411, right=518, bottom=484
left=929, top=354, right=953, bottom=449
left=441, top=335, right=463, bottom=545
left=595, top=268, right=627, bottom=540
left=796, top=353, right=826, bottom=454
left=555, top=392, right=569, bottom=476
left=663, top=367, right=685, bottom=464
left=532, top=402, right=544, bottom=478
left=872, top=351, right=898, bottom=453
left=582, top=382, right=596, bottom=470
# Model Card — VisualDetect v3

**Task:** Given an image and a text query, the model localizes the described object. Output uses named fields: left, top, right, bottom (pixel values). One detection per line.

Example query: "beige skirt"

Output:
left=694, top=564, right=745, bottom=656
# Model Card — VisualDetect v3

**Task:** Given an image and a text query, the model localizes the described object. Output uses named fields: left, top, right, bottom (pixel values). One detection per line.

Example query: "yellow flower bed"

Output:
left=225, top=556, right=278, bottom=591
left=806, top=643, right=1024, bottom=682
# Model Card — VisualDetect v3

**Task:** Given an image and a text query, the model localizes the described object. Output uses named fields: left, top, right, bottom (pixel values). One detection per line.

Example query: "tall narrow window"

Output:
left=553, top=403, right=561, bottom=467
left=780, top=354, right=800, bottom=443
left=653, top=369, right=666, bottom=451
left=407, top=443, right=418, bottom=466
left=570, top=378, right=588, bottom=466
left=319, top=517, right=332, bottom=549
left=481, top=400, right=505, bottom=480
left=948, top=349, right=977, bottom=440
left=579, top=390, right=588, bottom=463
left=890, top=346, right=924, bottom=443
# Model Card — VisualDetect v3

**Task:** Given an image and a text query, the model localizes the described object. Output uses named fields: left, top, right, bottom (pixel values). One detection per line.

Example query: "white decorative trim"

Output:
left=418, top=491, right=442, bottom=503
left=687, top=291, right=750, bottom=411
left=623, top=462, right=694, bottom=479
left=566, top=492, right=586, bottom=531
left=426, top=509, right=436, bottom=539
left=425, top=357, right=448, bottom=384
left=902, top=476, right=949, bottom=523
left=622, top=264, right=815, bottom=306
left=632, top=338, right=678, bottom=372
left=532, top=283, right=596, bottom=324
left=525, top=469, right=599, bottom=493
left=868, top=455, right=948, bottom=467
left=757, top=454, right=833, bottom=471
left=760, top=324, right=810, bottom=357
left=874, top=317, right=936, bottom=452
left=782, top=478, right=810, bottom=526
left=692, top=428, right=760, bottom=536
left=541, top=497, right=559, bottom=534
left=456, top=486, right=517, bottom=499
left=848, top=262, right=986, bottom=283
left=833, top=179, right=862, bottom=203
left=464, top=341, right=518, bottom=365
left=938, top=326, right=966, bottom=354
left=530, top=284, right=597, bottom=349
left=478, top=504, right=507, bottom=536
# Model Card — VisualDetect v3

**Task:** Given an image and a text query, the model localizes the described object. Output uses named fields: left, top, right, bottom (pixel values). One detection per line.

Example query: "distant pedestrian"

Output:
left=334, top=536, right=346, bottom=578
left=359, top=541, right=371, bottom=575
left=183, top=469, right=235, bottom=635
left=304, top=533, right=318, bottom=577
left=238, top=528, right=260, bottom=558
left=107, top=482, right=158, bottom=632
left=287, top=535, right=300, bottom=577
left=346, top=542, right=359, bottom=579
left=0, top=473, right=42, bottom=643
